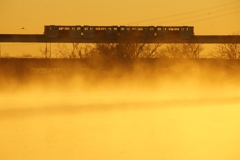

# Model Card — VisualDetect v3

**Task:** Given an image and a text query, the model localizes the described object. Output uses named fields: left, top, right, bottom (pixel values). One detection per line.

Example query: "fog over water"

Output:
left=1, top=58, right=240, bottom=160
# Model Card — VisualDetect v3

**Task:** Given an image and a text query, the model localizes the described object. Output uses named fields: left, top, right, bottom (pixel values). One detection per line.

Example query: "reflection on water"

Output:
left=1, top=100, right=240, bottom=160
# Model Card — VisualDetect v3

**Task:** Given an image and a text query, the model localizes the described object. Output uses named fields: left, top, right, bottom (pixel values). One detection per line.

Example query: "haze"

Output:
left=1, top=60, right=240, bottom=160
left=1, top=0, right=240, bottom=160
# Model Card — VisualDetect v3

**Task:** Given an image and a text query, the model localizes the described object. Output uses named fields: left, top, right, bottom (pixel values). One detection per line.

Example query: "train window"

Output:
left=46, top=26, right=56, bottom=30
left=131, top=27, right=137, bottom=31
left=108, top=27, right=116, bottom=31
left=170, top=28, right=180, bottom=31
left=95, top=27, right=104, bottom=31
left=112, top=26, right=118, bottom=31
left=59, top=27, right=70, bottom=30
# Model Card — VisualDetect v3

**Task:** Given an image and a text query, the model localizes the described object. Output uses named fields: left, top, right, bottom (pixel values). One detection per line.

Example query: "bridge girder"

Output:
left=0, top=34, right=240, bottom=44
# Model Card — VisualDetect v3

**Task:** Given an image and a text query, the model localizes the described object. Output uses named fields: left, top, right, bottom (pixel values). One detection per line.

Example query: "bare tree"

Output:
left=116, top=42, right=145, bottom=58
left=115, top=34, right=163, bottom=58
left=79, top=44, right=95, bottom=58
left=164, top=44, right=183, bottom=58
left=182, top=43, right=204, bottom=58
left=139, top=44, right=163, bottom=58
left=215, top=43, right=240, bottom=59
left=39, top=43, right=51, bottom=58
left=91, top=42, right=163, bottom=59
left=54, top=43, right=80, bottom=58
left=163, top=43, right=204, bottom=58
left=93, top=43, right=117, bottom=59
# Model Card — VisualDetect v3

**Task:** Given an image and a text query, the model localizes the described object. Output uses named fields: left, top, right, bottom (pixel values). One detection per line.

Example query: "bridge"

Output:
left=0, top=34, right=240, bottom=43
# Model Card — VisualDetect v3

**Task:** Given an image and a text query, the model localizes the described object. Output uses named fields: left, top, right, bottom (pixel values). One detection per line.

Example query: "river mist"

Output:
left=1, top=58, right=240, bottom=160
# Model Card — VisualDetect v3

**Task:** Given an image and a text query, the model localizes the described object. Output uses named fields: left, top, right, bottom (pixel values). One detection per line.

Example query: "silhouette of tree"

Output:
left=163, top=43, right=204, bottom=58
left=113, top=33, right=163, bottom=58
left=55, top=44, right=69, bottom=58
left=39, top=43, right=51, bottom=58
left=164, top=44, right=183, bottom=58
left=92, top=43, right=117, bottom=59
left=91, top=42, right=163, bottom=59
left=215, top=43, right=240, bottom=59
left=55, top=43, right=82, bottom=58
left=141, top=44, right=163, bottom=58
left=182, top=43, right=204, bottom=58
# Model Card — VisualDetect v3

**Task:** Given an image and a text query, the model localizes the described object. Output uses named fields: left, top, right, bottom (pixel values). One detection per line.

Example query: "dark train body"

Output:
left=44, top=25, right=194, bottom=39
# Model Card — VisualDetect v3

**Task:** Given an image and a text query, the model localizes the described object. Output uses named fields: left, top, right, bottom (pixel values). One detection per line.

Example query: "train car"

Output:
left=118, top=26, right=155, bottom=38
left=44, top=25, right=194, bottom=39
left=82, top=26, right=95, bottom=38
left=44, top=25, right=59, bottom=38
left=58, top=26, right=70, bottom=37
left=94, top=26, right=108, bottom=38
left=179, top=26, right=194, bottom=39
left=69, top=26, right=82, bottom=38
left=44, top=25, right=82, bottom=38
left=147, top=26, right=156, bottom=38
left=156, top=26, right=178, bottom=38
left=106, top=26, right=118, bottom=39
left=156, top=26, right=194, bottom=39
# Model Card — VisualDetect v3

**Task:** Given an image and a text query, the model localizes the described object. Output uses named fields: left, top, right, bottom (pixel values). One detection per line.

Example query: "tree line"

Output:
left=38, top=42, right=240, bottom=60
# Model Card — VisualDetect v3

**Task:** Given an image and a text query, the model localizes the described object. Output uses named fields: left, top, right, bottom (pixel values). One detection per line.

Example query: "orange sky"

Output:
left=1, top=1, right=240, bottom=159
left=0, top=0, right=239, bottom=56
left=0, top=0, right=240, bottom=35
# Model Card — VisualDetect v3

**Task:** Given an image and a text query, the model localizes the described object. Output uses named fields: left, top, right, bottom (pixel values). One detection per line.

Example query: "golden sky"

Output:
left=0, top=0, right=239, bottom=56
left=0, top=0, right=240, bottom=35
left=1, top=1, right=240, bottom=159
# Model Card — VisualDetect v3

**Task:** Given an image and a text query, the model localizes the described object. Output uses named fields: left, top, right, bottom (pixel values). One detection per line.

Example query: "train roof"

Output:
left=44, top=25, right=194, bottom=28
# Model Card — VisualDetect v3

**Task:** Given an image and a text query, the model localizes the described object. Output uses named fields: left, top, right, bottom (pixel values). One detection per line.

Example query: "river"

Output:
left=1, top=83, right=240, bottom=160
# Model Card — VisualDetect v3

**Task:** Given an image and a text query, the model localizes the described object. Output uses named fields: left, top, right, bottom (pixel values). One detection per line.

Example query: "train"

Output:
left=44, top=25, right=194, bottom=39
